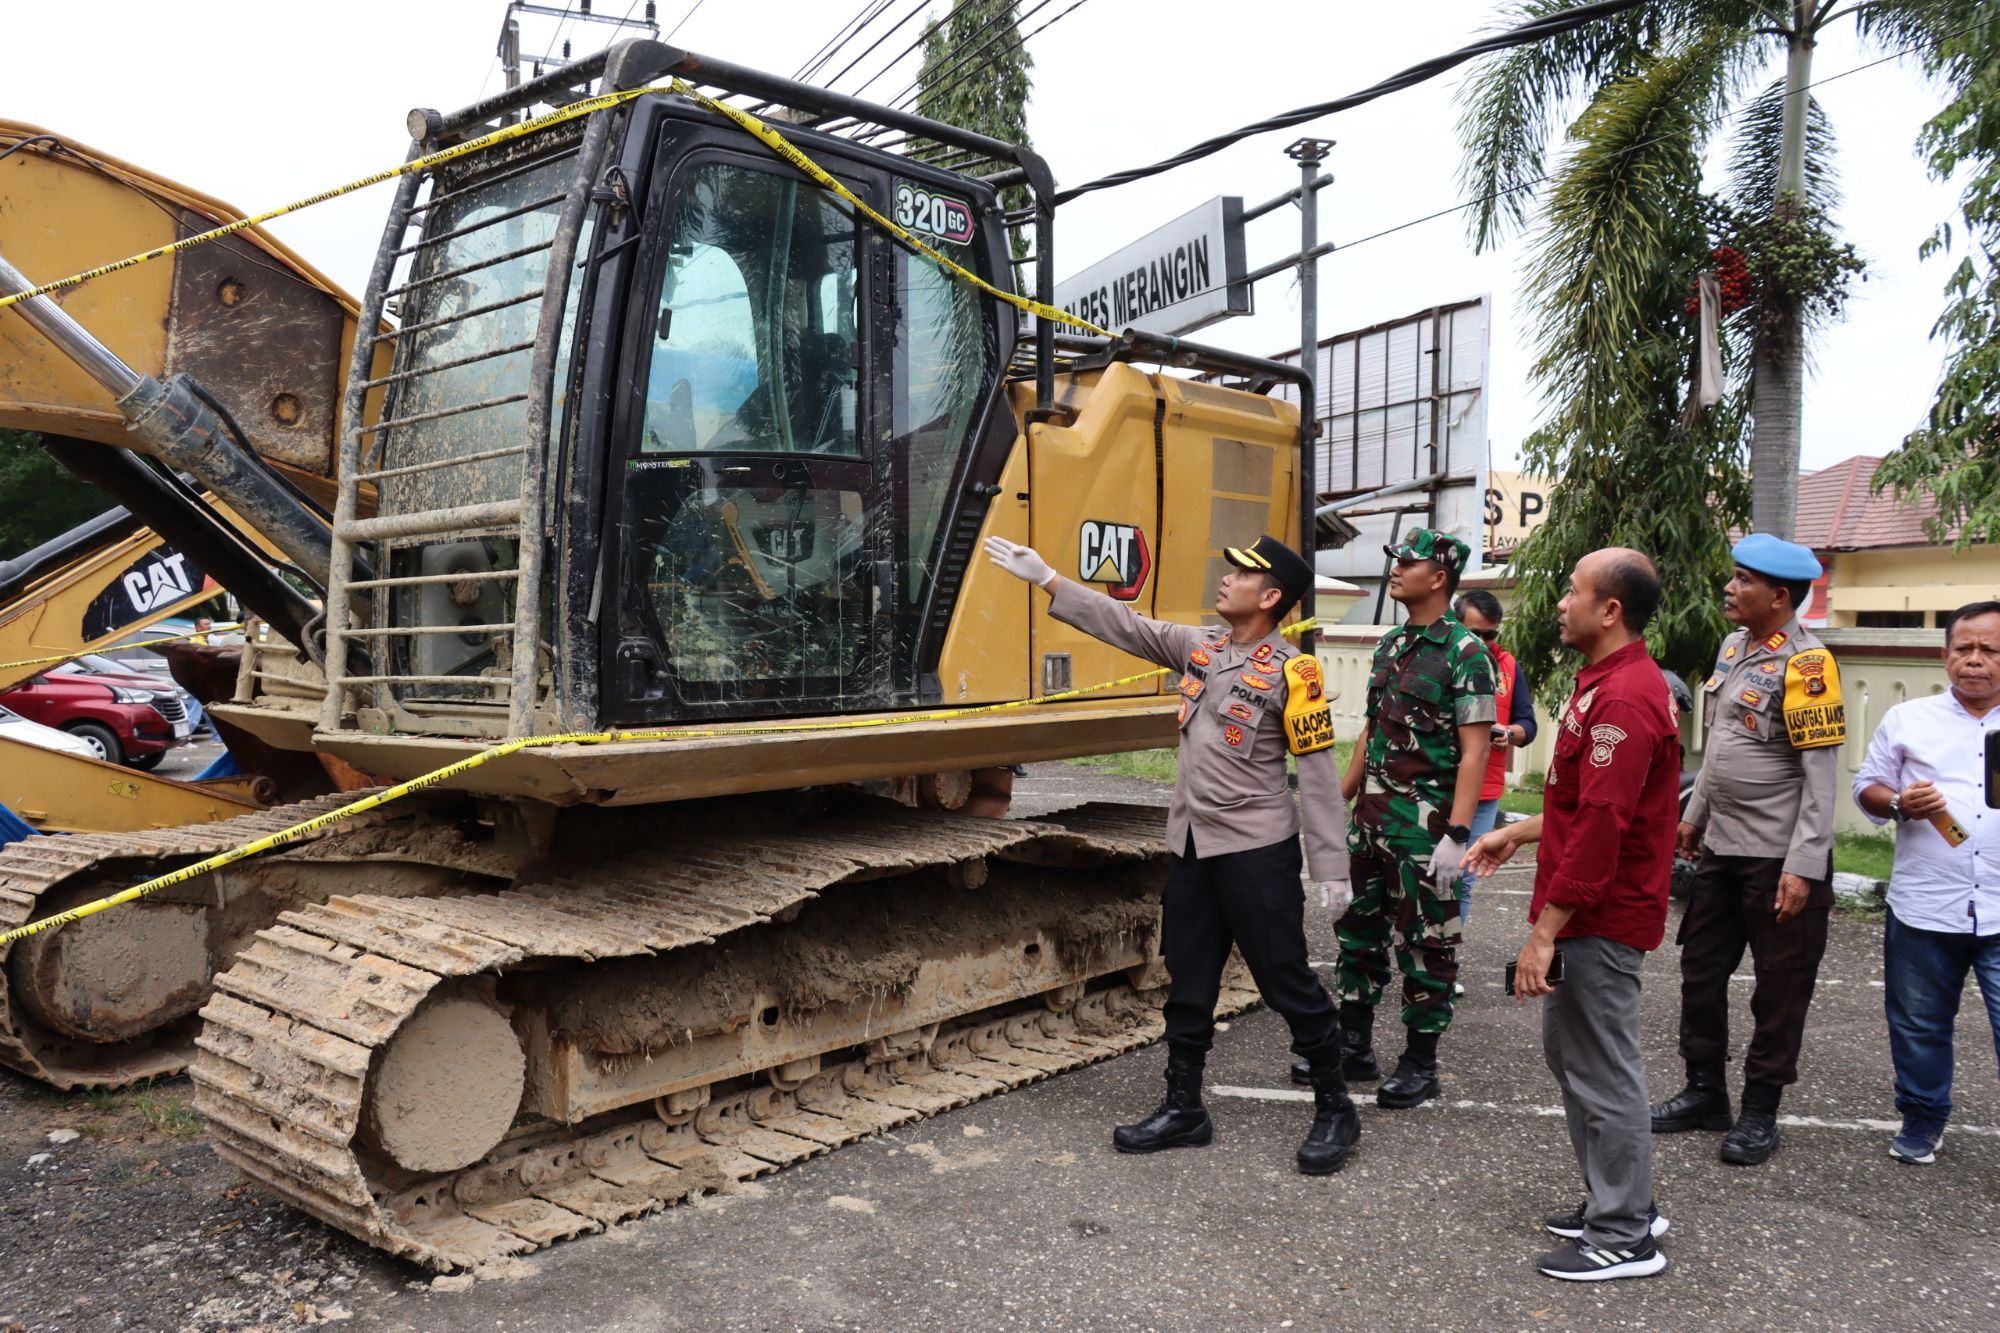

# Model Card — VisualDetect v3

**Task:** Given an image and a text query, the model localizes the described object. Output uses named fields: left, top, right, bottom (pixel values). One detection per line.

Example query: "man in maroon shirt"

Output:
left=1465, top=548, right=1680, bottom=1282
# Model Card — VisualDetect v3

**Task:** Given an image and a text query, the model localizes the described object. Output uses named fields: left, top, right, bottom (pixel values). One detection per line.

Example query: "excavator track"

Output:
left=189, top=801, right=1252, bottom=1270
left=0, top=792, right=393, bottom=1089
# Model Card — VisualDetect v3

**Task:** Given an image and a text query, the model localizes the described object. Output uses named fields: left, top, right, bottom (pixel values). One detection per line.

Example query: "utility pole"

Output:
left=494, top=2, right=661, bottom=99
left=1286, top=137, right=1333, bottom=650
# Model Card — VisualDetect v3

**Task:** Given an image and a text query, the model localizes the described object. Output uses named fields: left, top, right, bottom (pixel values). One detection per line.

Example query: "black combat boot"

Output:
left=1720, top=1082, right=1781, bottom=1165
left=1113, top=1052, right=1214, bottom=1154
left=1650, top=1064, right=1732, bottom=1133
left=1296, top=1056, right=1360, bottom=1175
left=1376, top=1030, right=1440, bottom=1109
left=1290, top=1002, right=1381, bottom=1084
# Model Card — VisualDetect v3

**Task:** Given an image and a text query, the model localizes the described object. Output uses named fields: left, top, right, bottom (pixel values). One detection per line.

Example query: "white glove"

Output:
left=1318, top=879, right=1353, bottom=914
left=983, top=535, right=1057, bottom=588
left=1428, top=835, right=1467, bottom=890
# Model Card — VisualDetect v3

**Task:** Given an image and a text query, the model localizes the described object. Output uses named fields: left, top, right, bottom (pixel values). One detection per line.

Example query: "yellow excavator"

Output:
left=0, top=42, right=1316, bottom=1269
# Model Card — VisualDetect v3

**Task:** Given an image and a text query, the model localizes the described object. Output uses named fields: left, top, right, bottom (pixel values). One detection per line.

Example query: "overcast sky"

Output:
left=4, top=0, right=1965, bottom=474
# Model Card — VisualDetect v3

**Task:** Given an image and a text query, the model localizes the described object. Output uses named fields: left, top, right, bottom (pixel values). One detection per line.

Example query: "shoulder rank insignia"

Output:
left=1763, top=630, right=1788, bottom=652
left=1206, top=635, right=1228, bottom=651
left=1282, top=656, right=1335, bottom=755
left=1782, top=649, right=1845, bottom=749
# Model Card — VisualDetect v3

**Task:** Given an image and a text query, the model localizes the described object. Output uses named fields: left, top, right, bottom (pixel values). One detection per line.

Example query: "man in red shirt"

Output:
left=1464, top=548, right=1680, bottom=1282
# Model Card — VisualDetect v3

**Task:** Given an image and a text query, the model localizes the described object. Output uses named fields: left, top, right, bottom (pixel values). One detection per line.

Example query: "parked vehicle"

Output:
left=55, top=653, right=206, bottom=736
left=0, top=663, right=191, bottom=768
left=0, top=704, right=98, bottom=759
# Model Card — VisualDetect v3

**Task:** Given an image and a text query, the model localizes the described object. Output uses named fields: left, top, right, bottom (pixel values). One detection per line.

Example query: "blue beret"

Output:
left=1731, top=532, right=1822, bottom=581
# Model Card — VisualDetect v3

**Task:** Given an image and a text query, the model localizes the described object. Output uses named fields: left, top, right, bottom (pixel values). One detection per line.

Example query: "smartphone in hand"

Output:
left=1505, top=949, right=1564, bottom=996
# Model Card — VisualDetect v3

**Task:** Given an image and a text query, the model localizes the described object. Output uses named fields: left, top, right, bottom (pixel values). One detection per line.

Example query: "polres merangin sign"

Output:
left=1053, top=197, right=1250, bottom=336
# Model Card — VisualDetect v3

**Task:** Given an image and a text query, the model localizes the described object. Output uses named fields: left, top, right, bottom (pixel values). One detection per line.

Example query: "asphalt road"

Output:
left=2, top=762, right=1995, bottom=1331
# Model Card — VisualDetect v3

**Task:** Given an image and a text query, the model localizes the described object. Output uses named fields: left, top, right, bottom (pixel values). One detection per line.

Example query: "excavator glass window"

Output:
left=601, top=121, right=1009, bottom=722
left=617, top=158, right=875, bottom=708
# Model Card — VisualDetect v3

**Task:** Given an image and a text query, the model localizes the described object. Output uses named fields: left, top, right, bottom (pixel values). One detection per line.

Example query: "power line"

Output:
left=801, top=0, right=897, bottom=85
left=871, top=0, right=1052, bottom=121
left=1052, top=0, right=1649, bottom=205
left=824, top=0, right=935, bottom=93
left=666, top=0, right=704, bottom=40
left=793, top=0, right=888, bottom=80
left=1331, top=25, right=1965, bottom=255
left=851, top=0, right=1077, bottom=152
left=846, top=0, right=986, bottom=99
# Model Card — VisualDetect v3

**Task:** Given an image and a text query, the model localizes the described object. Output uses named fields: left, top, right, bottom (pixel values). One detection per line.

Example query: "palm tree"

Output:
left=1458, top=0, right=1965, bottom=540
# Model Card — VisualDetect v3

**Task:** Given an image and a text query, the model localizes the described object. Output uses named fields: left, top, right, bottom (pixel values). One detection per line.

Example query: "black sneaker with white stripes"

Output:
left=1544, top=1198, right=1669, bottom=1240
left=1536, top=1234, right=1667, bottom=1281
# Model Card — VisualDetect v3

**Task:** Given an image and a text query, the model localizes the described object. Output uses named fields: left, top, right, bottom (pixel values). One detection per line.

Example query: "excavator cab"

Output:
left=327, top=43, right=1022, bottom=741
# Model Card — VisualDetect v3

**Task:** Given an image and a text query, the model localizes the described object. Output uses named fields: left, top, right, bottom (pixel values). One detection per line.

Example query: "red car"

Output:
left=0, top=661, right=192, bottom=768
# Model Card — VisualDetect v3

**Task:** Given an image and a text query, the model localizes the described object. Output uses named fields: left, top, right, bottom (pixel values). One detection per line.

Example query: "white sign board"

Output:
left=1053, top=197, right=1249, bottom=336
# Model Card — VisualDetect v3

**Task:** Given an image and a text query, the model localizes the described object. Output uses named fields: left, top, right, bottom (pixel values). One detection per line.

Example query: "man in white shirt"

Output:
left=1852, top=600, right=2000, bottom=1166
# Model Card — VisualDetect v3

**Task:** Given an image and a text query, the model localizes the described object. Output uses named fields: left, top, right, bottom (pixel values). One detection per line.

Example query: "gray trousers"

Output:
left=1542, top=935, right=1655, bottom=1249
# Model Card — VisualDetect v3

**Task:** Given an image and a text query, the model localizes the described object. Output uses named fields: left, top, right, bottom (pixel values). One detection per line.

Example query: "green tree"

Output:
left=0, top=429, right=113, bottom=558
left=1483, top=34, right=1754, bottom=693
left=1872, top=4, right=2000, bottom=546
left=1461, top=1, right=1959, bottom=547
left=912, top=0, right=1035, bottom=257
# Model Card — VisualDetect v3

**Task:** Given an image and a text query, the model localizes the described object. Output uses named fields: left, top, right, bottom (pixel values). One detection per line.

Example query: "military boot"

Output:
left=1650, top=1064, right=1732, bottom=1133
left=1296, top=1057, right=1360, bottom=1175
left=1113, top=1053, right=1213, bottom=1154
left=1290, top=1002, right=1382, bottom=1084
left=1376, top=1031, right=1440, bottom=1109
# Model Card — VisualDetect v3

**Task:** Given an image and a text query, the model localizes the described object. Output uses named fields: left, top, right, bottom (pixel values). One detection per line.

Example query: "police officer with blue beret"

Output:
left=1653, top=534, right=1846, bottom=1165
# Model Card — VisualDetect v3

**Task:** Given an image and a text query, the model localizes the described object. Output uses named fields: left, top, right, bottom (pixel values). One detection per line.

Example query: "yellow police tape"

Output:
left=0, top=79, right=1109, bottom=339
left=0, top=616, right=1320, bottom=948
left=0, top=623, right=246, bottom=674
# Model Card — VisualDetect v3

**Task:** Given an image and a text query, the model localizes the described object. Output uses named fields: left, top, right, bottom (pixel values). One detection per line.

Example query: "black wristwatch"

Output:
left=1888, top=794, right=1908, bottom=822
left=1446, top=823, right=1472, bottom=844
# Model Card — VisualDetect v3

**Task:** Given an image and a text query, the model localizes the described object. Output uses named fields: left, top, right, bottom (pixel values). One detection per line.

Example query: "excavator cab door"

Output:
left=599, top=114, right=1006, bottom=723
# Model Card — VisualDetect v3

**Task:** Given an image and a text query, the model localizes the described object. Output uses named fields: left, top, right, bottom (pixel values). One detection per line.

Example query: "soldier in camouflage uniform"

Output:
left=1333, top=529, right=1495, bottom=1108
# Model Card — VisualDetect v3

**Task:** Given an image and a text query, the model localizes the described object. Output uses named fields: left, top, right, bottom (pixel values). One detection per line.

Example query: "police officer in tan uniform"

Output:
left=985, top=532, right=1359, bottom=1175
left=1653, top=533, right=1845, bottom=1165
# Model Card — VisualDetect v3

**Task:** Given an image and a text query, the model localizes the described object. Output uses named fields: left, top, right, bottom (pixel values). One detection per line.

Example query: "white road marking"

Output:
left=1205, top=1087, right=2000, bottom=1138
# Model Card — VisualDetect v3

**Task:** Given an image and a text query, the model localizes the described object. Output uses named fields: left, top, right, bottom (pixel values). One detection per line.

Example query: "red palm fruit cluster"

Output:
left=1684, top=245, right=1754, bottom=317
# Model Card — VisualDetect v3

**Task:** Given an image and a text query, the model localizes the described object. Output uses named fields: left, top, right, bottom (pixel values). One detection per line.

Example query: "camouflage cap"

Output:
left=1384, top=527, right=1471, bottom=576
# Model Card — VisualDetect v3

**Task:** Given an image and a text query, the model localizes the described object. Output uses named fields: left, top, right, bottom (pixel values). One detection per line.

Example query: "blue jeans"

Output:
left=1458, top=798, right=1501, bottom=922
left=1884, top=907, right=2000, bottom=1128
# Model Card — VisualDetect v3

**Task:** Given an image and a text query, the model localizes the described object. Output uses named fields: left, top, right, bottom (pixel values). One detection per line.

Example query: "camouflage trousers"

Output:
left=1335, top=833, right=1462, bottom=1034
